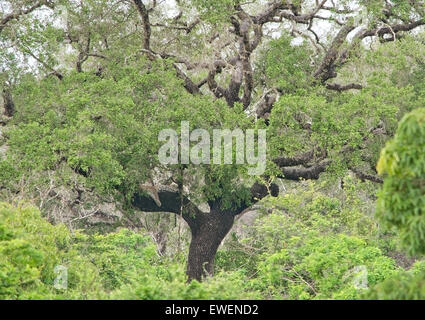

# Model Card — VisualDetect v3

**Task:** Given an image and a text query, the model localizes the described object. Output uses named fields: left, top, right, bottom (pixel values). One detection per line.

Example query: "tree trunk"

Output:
left=131, top=182, right=278, bottom=282
left=2, top=87, right=15, bottom=117
left=184, top=208, right=235, bottom=282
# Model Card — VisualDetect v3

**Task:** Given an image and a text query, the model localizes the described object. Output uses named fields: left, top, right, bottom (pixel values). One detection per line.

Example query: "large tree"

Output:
left=1, top=0, right=425, bottom=282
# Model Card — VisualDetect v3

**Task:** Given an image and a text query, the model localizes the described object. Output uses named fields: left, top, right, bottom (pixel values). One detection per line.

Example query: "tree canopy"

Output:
left=1, top=0, right=425, bottom=299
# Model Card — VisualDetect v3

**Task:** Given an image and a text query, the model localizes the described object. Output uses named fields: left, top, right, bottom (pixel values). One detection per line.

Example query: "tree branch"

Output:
left=133, top=181, right=278, bottom=218
left=350, top=167, right=383, bottom=184
left=326, top=83, right=363, bottom=91
left=132, top=0, right=151, bottom=51
left=277, top=160, right=331, bottom=181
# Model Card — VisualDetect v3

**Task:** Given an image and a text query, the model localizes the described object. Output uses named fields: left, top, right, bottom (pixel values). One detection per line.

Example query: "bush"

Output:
left=216, top=182, right=398, bottom=300
left=0, top=202, right=103, bottom=299
left=365, top=261, right=425, bottom=300
left=0, top=202, right=262, bottom=300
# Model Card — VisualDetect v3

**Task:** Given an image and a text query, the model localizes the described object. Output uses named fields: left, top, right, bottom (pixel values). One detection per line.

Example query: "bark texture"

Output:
left=132, top=182, right=278, bottom=281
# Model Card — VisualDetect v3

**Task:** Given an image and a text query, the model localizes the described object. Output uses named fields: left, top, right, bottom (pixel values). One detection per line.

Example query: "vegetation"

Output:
left=1, top=0, right=425, bottom=299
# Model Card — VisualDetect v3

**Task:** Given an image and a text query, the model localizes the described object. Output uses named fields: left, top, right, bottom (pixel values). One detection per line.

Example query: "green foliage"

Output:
left=365, top=261, right=425, bottom=300
left=254, top=234, right=395, bottom=300
left=191, top=0, right=238, bottom=24
left=0, top=202, right=263, bottom=300
left=0, top=177, right=414, bottom=300
left=267, top=73, right=418, bottom=178
left=0, top=202, right=104, bottom=299
left=74, top=230, right=158, bottom=290
left=257, top=34, right=314, bottom=94
left=2, top=0, right=425, bottom=301
left=377, top=108, right=425, bottom=255
left=113, top=269, right=261, bottom=300
left=2, top=58, right=256, bottom=207
left=216, top=180, right=397, bottom=300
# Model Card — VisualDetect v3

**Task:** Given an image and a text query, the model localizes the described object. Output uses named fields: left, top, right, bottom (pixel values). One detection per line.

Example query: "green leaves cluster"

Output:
left=1, top=57, right=257, bottom=206
left=257, top=34, right=314, bottom=94
left=0, top=202, right=102, bottom=299
left=377, top=108, right=425, bottom=255
left=0, top=202, right=262, bottom=300
left=216, top=179, right=398, bottom=300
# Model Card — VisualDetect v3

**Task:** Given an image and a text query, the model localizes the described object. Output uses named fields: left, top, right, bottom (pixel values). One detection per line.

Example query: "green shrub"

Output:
left=216, top=183, right=398, bottom=300
left=0, top=202, right=262, bottom=300
left=365, top=261, right=425, bottom=300
left=0, top=202, right=103, bottom=299
left=377, top=108, right=425, bottom=255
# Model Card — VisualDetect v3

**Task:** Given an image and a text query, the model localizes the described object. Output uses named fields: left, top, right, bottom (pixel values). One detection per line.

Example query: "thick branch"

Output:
left=207, top=60, right=227, bottom=99
left=314, top=24, right=356, bottom=82
left=255, top=89, right=278, bottom=120
left=351, top=167, right=383, bottom=184
left=326, top=83, right=363, bottom=91
left=278, top=160, right=331, bottom=181
left=316, top=16, right=425, bottom=86
left=76, top=32, right=91, bottom=73
left=133, top=181, right=278, bottom=217
left=360, top=20, right=425, bottom=40
left=273, top=150, right=316, bottom=167
left=133, top=0, right=151, bottom=50
left=173, top=64, right=201, bottom=95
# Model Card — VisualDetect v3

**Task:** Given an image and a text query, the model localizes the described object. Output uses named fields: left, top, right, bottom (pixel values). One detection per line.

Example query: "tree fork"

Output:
left=133, top=182, right=279, bottom=282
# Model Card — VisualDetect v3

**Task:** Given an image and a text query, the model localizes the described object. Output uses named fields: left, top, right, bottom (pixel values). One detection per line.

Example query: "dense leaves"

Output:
left=1, top=0, right=425, bottom=300
left=377, top=108, right=425, bottom=255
